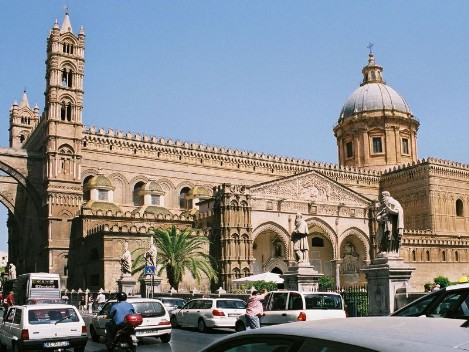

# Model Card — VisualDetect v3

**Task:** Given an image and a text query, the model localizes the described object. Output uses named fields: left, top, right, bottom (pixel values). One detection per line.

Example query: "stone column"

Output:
left=362, top=256, right=415, bottom=316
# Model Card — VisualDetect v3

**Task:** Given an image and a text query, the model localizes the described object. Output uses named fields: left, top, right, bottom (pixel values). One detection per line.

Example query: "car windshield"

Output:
left=216, top=300, right=246, bottom=309
left=133, top=301, right=166, bottom=317
left=28, top=308, right=79, bottom=324
left=304, top=294, right=342, bottom=310
left=162, top=299, right=186, bottom=307
left=393, top=288, right=469, bottom=319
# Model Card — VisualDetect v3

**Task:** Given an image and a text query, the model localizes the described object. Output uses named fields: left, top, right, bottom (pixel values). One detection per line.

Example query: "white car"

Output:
left=202, top=317, right=469, bottom=352
left=89, top=297, right=171, bottom=343
left=0, top=304, right=87, bottom=352
left=236, top=290, right=346, bottom=331
left=158, top=297, right=187, bottom=314
left=170, top=298, right=246, bottom=332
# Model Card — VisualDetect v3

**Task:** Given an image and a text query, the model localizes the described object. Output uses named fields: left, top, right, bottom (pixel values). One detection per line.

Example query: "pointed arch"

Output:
left=304, top=217, right=338, bottom=257
left=339, top=227, right=370, bottom=262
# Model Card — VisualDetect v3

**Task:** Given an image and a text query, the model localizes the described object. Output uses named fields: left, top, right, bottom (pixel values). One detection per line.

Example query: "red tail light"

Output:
left=158, top=320, right=171, bottom=326
left=20, top=329, right=29, bottom=340
left=82, top=325, right=87, bottom=335
left=212, top=309, right=225, bottom=317
left=297, top=312, right=307, bottom=321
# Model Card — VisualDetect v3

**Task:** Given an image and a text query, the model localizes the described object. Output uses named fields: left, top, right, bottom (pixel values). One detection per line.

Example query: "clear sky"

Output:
left=0, top=1, right=469, bottom=251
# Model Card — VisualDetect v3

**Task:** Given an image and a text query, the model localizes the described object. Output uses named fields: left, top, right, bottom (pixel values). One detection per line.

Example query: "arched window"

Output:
left=61, top=68, right=73, bottom=88
left=179, top=187, right=192, bottom=209
left=412, top=250, right=416, bottom=261
left=61, top=102, right=72, bottom=121
left=455, top=251, right=459, bottom=262
left=456, top=199, right=464, bottom=217
left=82, top=175, right=93, bottom=201
left=426, top=250, right=430, bottom=261
left=133, top=182, right=145, bottom=206
left=442, top=251, right=446, bottom=262
left=311, top=237, right=324, bottom=247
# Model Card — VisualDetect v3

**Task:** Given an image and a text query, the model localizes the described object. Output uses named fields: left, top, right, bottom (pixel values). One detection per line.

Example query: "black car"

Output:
left=392, top=282, right=469, bottom=319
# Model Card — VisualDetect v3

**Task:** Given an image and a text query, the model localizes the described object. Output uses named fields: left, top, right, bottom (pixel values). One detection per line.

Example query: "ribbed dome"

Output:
left=339, top=51, right=412, bottom=120
left=84, top=174, right=114, bottom=190
left=340, top=83, right=411, bottom=119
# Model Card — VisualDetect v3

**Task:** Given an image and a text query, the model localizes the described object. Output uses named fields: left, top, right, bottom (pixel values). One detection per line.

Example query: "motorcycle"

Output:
left=107, top=313, right=143, bottom=352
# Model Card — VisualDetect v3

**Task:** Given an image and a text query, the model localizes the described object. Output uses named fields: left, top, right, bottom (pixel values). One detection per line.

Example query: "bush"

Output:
left=434, top=276, right=451, bottom=288
left=318, top=276, right=335, bottom=291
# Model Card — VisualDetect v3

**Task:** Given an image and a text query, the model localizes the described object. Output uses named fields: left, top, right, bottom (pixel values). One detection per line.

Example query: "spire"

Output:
left=361, top=51, right=385, bottom=86
left=60, top=8, right=73, bottom=34
left=19, top=90, right=30, bottom=108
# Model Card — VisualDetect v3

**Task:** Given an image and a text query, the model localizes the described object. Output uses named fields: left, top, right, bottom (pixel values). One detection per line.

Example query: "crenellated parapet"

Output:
left=83, top=126, right=384, bottom=181
left=86, top=222, right=204, bottom=237
left=81, top=206, right=195, bottom=222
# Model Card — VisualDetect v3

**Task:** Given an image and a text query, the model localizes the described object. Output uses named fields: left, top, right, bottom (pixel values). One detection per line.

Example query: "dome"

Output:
left=340, top=83, right=411, bottom=119
left=84, top=173, right=114, bottom=190
left=339, top=51, right=412, bottom=120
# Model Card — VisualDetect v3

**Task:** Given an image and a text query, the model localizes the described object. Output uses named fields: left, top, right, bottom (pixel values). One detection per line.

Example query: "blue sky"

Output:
left=0, top=1, right=469, bottom=251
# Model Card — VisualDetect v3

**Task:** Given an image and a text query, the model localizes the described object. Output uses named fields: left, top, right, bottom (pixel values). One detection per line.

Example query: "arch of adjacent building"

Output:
left=0, top=159, right=42, bottom=215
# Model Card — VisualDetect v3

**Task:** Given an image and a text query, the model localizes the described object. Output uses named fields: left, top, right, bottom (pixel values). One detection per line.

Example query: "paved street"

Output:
left=83, top=327, right=233, bottom=352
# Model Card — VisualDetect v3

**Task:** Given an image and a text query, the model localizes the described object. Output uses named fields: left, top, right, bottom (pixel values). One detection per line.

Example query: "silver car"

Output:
left=201, top=317, right=469, bottom=352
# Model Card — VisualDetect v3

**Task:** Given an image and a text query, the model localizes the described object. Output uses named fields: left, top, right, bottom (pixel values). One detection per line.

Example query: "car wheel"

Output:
left=170, top=315, right=179, bottom=328
left=90, top=325, right=100, bottom=342
left=197, top=318, right=207, bottom=333
left=160, top=333, right=171, bottom=343
left=235, top=320, right=246, bottom=332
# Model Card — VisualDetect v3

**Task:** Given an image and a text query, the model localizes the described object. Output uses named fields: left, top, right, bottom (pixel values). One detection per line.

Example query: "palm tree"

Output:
left=133, top=225, right=218, bottom=291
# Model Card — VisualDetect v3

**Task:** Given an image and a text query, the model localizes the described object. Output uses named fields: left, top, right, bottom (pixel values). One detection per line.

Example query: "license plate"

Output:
left=43, top=341, right=70, bottom=348
left=137, top=329, right=157, bottom=335
left=228, top=314, right=240, bottom=317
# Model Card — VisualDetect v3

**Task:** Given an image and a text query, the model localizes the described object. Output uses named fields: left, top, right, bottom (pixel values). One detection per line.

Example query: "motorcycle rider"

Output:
left=105, top=292, right=135, bottom=345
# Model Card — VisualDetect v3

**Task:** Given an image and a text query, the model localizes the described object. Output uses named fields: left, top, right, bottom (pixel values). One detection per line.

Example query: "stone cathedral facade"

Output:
left=3, top=13, right=469, bottom=293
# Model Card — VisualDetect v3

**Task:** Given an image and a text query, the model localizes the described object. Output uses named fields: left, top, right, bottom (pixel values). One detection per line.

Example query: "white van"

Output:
left=236, top=290, right=346, bottom=331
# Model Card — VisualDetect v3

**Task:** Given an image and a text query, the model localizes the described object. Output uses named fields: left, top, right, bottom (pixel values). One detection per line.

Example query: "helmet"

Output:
left=116, top=292, right=127, bottom=302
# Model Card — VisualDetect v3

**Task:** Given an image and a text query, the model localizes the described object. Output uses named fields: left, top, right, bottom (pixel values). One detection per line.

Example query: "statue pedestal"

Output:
left=362, top=255, right=415, bottom=316
left=139, top=276, right=162, bottom=298
left=117, top=274, right=137, bottom=295
left=281, top=263, right=323, bottom=291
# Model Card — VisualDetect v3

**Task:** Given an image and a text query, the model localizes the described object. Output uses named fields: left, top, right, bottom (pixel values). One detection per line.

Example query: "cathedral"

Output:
left=3, top=13, right=469, bottom=293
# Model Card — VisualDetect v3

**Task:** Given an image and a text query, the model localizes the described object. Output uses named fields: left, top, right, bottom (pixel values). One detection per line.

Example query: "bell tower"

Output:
left=43, top=11, right=85, bottom=274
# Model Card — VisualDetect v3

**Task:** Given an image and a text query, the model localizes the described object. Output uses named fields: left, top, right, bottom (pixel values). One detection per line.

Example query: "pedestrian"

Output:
left=88, top=295, right=94, bottom=313
left=3, top=290, right=14, bottom=318
left=79, top=296, right=86, bottom=312
left=97, top=291, right=106, bottom=311
left=245, top=289, right=268, bottom=329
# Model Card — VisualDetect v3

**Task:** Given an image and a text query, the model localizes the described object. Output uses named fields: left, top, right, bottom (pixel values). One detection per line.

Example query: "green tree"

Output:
left=133, top=225, right=218, bottom=291
left=318, top=276, right=335, bottom=291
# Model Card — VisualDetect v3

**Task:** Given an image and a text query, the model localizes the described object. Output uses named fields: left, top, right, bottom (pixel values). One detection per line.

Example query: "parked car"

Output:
left=158, top=297, right=187, bottom=314
left=392, top=282, right=469, bottom=319
left=235, top=290, right=346, bottom=331
left=0, top=303, right=88, bottom=352
left=170, top=298, right=246, bottom=332
left=89, top=297, right=172, bottom=343
left=201, top=317, right=469, bottom=352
